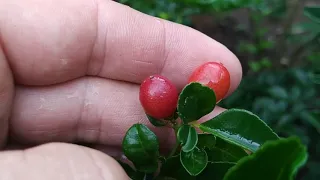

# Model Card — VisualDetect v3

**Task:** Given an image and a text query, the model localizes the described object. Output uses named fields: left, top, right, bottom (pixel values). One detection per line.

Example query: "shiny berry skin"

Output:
left=139, top=75, right=179, bottom=119
left=188, top=62, right=231, bottom=102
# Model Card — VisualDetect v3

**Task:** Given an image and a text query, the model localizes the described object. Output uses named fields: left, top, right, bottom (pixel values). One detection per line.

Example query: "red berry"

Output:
left=139, top=75, right=179, bottom=119
left=188, top=62, right=230, bottom=102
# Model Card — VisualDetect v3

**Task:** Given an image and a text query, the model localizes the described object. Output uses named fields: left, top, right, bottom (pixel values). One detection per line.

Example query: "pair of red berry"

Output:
left=139, top=62, right=231, bottom=119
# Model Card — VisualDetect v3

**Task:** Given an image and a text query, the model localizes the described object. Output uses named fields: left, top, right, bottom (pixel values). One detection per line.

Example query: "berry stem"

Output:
left=167, top=124, right=181, bottom=158
left=189, top=121, right=200, bottom=128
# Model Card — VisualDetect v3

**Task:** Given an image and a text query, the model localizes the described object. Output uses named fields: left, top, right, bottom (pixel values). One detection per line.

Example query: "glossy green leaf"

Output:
left=177, top=125, right=198, bottom=152
left=122, top=124, right=159, bottom=173
left=177, top=82, right=216, bottom=123
left=207, top=137, right=247, bottom=163
left=304, top=6, right=320, bottom=23
left=223, top=137, right=308, bottom=180
left=199, top=109, right=279, bottom=152
left=146, top=114, right=166, bottom=127
left=180, top=147, right=208, bottom=176
left=159, top=155, right=235, bottom=180
left=197, top=134, right=216, bottom=150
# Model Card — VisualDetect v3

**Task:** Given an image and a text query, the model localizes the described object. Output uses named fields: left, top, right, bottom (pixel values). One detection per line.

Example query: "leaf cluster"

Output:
left=219, top=67, right=320, bottom=179
left=120, top=82, right=309, bottom=180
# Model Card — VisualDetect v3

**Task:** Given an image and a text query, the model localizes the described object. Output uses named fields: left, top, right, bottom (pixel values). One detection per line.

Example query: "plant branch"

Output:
left=167, top=124, right=180, bottom=158
left=189, top=121, right=200, bottom=128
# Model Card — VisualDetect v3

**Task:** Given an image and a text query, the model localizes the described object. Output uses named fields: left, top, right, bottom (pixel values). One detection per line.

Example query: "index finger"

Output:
left=0, top=0, right=242, bottom=93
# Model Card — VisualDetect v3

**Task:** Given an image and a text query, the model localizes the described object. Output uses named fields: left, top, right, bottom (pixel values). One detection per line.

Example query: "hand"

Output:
left=0, top=0, right=242, bottom=179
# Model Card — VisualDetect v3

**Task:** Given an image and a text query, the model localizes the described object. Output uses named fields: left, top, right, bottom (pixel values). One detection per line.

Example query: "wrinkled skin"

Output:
left=0, top=0, right=242, bottom=179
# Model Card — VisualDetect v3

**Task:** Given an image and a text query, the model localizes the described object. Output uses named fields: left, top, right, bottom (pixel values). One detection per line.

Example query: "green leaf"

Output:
left=260, top=57, right=272, bottom=67
left=267, top=86, right=288, bottom=99
left=310, top=73, right=320, bottom=84
left=180, top=147, right=208, bottom=176
left=197, top=162, right=235, bottom=180
left=177, top=82, right=216, bottom=123
left=207, top=137, right=247, bottom=163
left=292, top=21, right=320, bottom=34
left=289, top=86, right=301, bottom=101
left=159, top=155, right=235, bottom=180
left=259, top=41, right=274, bottom=50
left=303, top=161, right=320, bottom=180
left=197, top=134, right=216, bottom=150
left=159, top=12, right=170, bottom=20
left=280, top=125, right=310, bottom=146
left=117, top=161, right=146, bottom=180
left=146, top=114, right=166, bottom=127
left=223, top=137, right=308, bottom=180
left=177, top=125, right=198, bottom=152
left=304, top=6, right=320, bottom=24
left=199, top=109, right=279, bottom=152
left=248, top=61, right=261, bottom=72
left=276, top=114, right=294, bottom=128
left=300, top=111, right=320, bottom=134
left=155, top=177, right=178, bottom=180
left=238, top=43, right=257, bottom=54
left=158, top=155, right=196, bottom=180
left=122, top=124, right=159, bottom=173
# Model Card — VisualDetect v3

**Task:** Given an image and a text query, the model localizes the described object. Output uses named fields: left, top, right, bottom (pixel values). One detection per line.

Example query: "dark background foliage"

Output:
left=117, top=0, right=320, bottom=179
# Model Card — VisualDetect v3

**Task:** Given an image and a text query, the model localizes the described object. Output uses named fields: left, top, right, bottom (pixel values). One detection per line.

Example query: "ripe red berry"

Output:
left=188, top=62, right=231, bottom=102
left=139, top=75, right=179, bottom=119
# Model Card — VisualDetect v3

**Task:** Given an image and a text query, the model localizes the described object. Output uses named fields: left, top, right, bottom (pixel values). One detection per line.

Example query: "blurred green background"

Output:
left=117, top=0, right=320, bottom=179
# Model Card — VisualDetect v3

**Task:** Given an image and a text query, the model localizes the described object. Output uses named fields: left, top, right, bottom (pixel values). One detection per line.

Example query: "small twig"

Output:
left=167, top=124, right=180, bottom=158
left=189, top=121, right=200, bottom=128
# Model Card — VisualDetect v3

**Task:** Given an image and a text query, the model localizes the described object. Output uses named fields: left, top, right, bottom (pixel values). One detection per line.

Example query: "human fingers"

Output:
left=2, top=0, right=243, bottom=148
left=10, top=77, right=226, bottom=149
left=0, top=0, right=242, bottom=94
left=0, top=142, right=129, bottom=180
left=0, top=44, right=14, bottom=147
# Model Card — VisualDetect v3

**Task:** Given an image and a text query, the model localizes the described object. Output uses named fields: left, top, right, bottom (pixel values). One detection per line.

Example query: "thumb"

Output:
left=0, top=143, right=129, bottom=180
left=0, top=43, right=14, bottom=148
